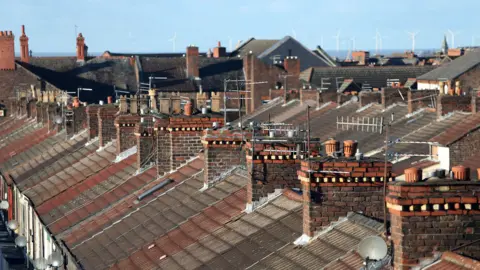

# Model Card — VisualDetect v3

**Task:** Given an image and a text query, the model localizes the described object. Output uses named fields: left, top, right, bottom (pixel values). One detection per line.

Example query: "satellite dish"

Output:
left=34, top=258, right=48, bottom=270
left=351, top=95, right=359, bottom=102
left=357, top=236, right=388, bottom=261
left=48, top=251, right=64, bottom=267
left=7, top=220, right=19, bottom=230
left=54, top=115, right=63, bottom=124
left=15, top=235, right=27, bottom=247
left=0, top=201, right=9, bottom=210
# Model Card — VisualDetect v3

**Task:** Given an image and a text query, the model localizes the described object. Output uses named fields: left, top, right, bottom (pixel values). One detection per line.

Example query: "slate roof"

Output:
left=104, top=52, right=207, bottom=58
left=430, top=113, right=480, bottom=146
left=424, top=251, right=480, bottom=269
left=418, top=50, right=480, bottom=80
left=0, top=64, right=49, bottom=103
left=139, top=56, right=244, bottom=92
left=303, top=66, right=436, bottom=91
left=19, top=57, right=138, bottom=102
left=230, top=38, right=279, bottom=57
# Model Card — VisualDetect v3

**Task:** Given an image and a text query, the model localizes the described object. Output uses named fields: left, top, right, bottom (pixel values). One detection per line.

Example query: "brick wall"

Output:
left=298, top=158, right=394, bottom=237
left=318, top=91, right=338, bottom=104
left=115, top=114, right=141, bottom=154
left=244, top=54, right=286, bottom=113
left=202, top=129, right=247, bottom=187
left=382, top=87, right=408, bottom=108
left=300, top=89, right=318, bottom=105
left=171, top=132, right=203, bottom=169
left=359, top=91, right=381, bottom=107
left=337, top=93, right=351, bottom=105
left=408, top=90, right=439, bottom=113
left=457, top=63, right=480, bottom=93
left=136, top=121, right=156, bottom=171
left=86, top=105, right=100, bottom=140
left=387, top=181, right=480, bottom=269
left=73, top=106, right=87, bottom=134
left=98, top=106, right=119, bottom=147
left=449, top=129, right=480, bottom=167
left=27, top=100, right=36, bottom=118
left=0, top=31, right=15, bottom=70
left=437, top=95, right=473, bottom=118
left=36, top=103, right=43, bottom=124
left=156, top=130, right=172, bottom=175
left=246, top=139, right=321, bottom=205
left=269, top=89, right=284, bottom=101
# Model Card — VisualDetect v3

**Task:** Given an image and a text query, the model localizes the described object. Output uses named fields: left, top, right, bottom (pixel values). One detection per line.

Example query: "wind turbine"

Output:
left=406, top=31, right=419, bottom=52
left=351, top=36, right=356, bottom=51
left=168, top=32, right=177, bottom=52
left=320, top=35, right=324, bottom=48
left=333, top=30, right=341, bottom=52
left=374, top=29, right=387, bottom=54
left=447, top=29, right=460, bottom=48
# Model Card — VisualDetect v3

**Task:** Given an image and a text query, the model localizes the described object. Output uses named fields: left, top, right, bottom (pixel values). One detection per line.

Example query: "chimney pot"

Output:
left=201, top=107, right=207, bottom=114
left=73, top=97, right=80, bottom=108
left=325, top=138, right=338, bottom=156
left=107, top=96, right=113, bottom=104
left=452, top=165, right=469, bottom=181
left=21, top=25, right=25, bottom=35
left=404, top=167, right=422, bottom=183
left=184, top=101, right=193, bottom=116
left=218, top=41, right=221, bottom=47
left=343, top=140, right=357, bottom=158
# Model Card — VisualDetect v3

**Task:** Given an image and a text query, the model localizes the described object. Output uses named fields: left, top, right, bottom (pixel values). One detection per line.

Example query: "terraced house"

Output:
left=0, top=25, right=479, bottom=270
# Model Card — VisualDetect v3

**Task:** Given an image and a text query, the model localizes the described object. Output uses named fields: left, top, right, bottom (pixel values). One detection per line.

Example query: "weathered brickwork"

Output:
left=202, top=129, right=246, bottom=187
left=97, top=106, right=119, bottom=147
left=382, top=87, right=408, bottom=108
left=0, top=30, right=15, bottom=70
left=387, top=181, right=480, bottom=269
left=72, top=106, right=87, bottom=135
left=337, top=93, right=351, bottom=105
left=299, top=89, right=318, bottom=105
left=457, top=63, right=480, bottom=93
left=26, top=100, right=36, bottom=118
left=437, top=95, right=473, bottom=117
left=408, top=90, right=439, bottom=113
left=171, top=132, right=202, bottom=169
left=136, top=120, right=156, bottom=171
left=86, top=105, right=100, bottom=140
left=359, top=91, right=381, bottom=107
left=115, top=114, right=140, bottom=154
left=449, top=129, right=480, bottom=167
left=298, top=158, right=394, bottom=236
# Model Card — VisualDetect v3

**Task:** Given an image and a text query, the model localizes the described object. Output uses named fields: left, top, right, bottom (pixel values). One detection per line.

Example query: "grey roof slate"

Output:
left=418, top=50, right=480, bottom=80
left=230, top=38, right=279, bottom=57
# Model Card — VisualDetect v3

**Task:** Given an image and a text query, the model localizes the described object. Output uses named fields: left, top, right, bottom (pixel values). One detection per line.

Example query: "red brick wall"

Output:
left=318, top=91, right=338, bottom=103
left=115, top=114, right=141, bottom=154
left=244, top=54, right=286, bottom=113
left=136, top=124, right=156, bottom=171
left=300, top=89, right=318, bottom=105
left=382, top=88, right=408, bottom=108
left=97, top=106, right=119, bottom=147
left=156, top=131, right=172, bottom=175
left=387, top=181, right=480, bottom=269
left=86, top=105, right=100, bottom=140
left=449, top=129, right=480, bottom=168
left=27, top=100, right=36, bottom=118
left=299, top=159, right=393, bottom=236
left=171, top=132, right=203, bottom=169
left=73, top=106, right=87, bottom=134
left=0, top=31, right=15, bottom=70
left=457, top=63, right=480, bottom=93
left=437, top=95, right=472, bottom=117
left=359, top=91, right=381, bottom=107
left=408, top=90, right=439, bottom=113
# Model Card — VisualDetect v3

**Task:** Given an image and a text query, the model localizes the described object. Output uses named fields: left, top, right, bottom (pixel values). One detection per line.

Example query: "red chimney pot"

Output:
left=404, top=167, right=422, bottom=183
left=107, top=96, right=113, bottom=104
left=452, top=165, right=469, bottom=181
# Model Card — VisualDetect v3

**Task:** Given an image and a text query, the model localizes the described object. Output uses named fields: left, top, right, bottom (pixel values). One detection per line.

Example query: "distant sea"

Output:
left=16, top=49, right=438, bottom=59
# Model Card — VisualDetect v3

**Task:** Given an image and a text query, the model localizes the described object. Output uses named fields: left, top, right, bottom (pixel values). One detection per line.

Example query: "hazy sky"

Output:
left=0, top=0, right=477, bottom=53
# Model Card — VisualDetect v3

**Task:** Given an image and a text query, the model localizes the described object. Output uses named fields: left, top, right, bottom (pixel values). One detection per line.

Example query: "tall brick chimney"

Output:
left=115, top=115, right=141, bottom=155
left=283, top=56, right=300, bottom=78
left=213, top=41, right=226, bottom=58
left=201, top=129, right=246, bottom=188
left=86, top=105, right=100, bottom=140
left=186, top=45, right=199, bottom=78
left=297, top=155, right=394, bottom=239
left=97, top=105, right=119, bottom=147
left=0, top=30, right=15, bottom=70
left=135, top=116, right=156, bottom=171
left=245, top=134, right=321, bottom=212
left=76, top=33, right=87, bottom=62
left=387, top=169, right=480, bottom=269
left=19, top=25, right=29, bottom=64
left=154, top=112, right=224, bottom=176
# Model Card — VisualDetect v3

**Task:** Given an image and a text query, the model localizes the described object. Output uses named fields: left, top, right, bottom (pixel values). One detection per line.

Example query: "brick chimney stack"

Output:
left=186, top=45, right=199, bottom=78
left=387, top=168, right=480, bottom=269
left=283, top=56, right=300, bottom=78
left=213, top=41, right=226, bottom=58
left=0, top=30, right=15, bottom=70
left=19, top=25, right=29, bottom=63
left=76, top=33, right=87, bottom=62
